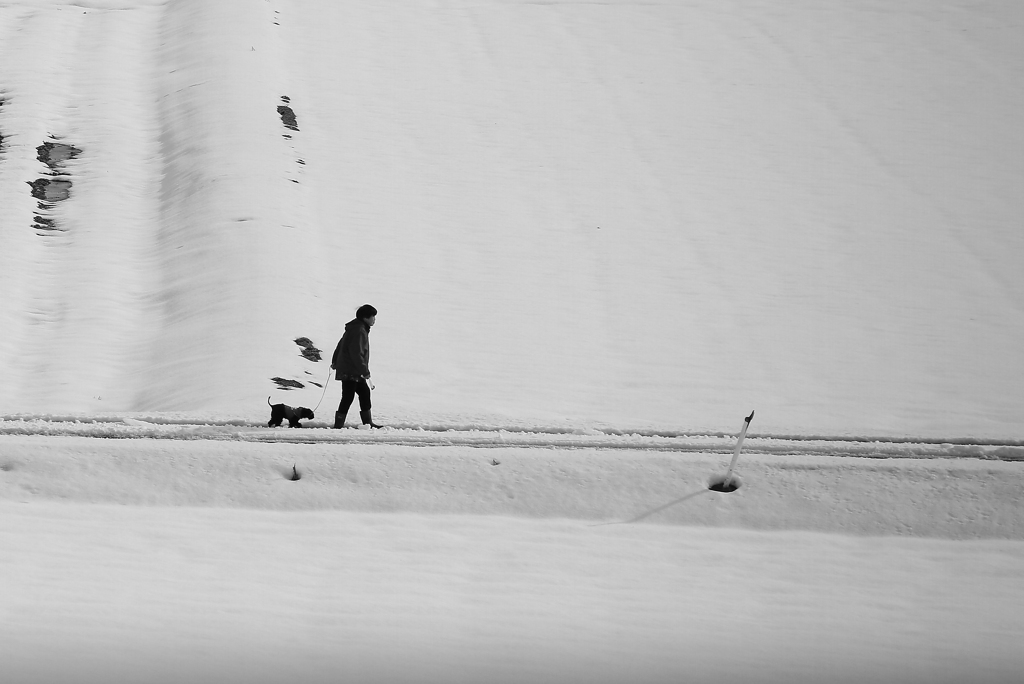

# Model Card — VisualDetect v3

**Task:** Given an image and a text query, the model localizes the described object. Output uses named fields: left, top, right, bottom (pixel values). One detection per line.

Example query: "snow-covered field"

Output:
left=2, top=0, right=1023, bottom=682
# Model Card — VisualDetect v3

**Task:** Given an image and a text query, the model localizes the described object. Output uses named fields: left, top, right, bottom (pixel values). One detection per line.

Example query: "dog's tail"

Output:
left=267, top=396, right=273, bottom=407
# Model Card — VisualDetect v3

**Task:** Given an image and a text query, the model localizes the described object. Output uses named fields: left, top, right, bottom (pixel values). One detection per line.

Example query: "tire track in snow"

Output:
left=1, top=416, right=1021, bottom=459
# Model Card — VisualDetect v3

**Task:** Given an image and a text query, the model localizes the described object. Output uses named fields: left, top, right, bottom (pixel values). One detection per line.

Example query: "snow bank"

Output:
left=2, top=434, right=1022, bottom=539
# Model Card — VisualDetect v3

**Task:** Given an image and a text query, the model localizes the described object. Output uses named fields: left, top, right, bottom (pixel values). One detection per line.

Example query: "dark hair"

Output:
left=356, top=304, right=378, bottom=319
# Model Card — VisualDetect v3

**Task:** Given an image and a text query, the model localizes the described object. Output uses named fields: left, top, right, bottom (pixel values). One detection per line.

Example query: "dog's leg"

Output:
left=269, top=404, right=286, bottom=427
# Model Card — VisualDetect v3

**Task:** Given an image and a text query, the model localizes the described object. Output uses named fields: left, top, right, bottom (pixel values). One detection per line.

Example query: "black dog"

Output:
left=267, top=397, right=314, bottom=427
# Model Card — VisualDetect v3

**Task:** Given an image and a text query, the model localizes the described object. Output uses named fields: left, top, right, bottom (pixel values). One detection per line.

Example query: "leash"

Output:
left=310, top=367, right=333, bottom=412
left=309, top=366, right=374, bottom=413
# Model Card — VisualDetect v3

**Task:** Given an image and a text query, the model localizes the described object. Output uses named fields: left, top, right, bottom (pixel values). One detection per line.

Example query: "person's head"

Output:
left=356, top=304, right=378, bottom=326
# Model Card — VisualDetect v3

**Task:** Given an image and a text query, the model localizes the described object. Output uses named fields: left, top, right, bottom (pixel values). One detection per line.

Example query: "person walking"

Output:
left=331, top=304, right=382, bottom=429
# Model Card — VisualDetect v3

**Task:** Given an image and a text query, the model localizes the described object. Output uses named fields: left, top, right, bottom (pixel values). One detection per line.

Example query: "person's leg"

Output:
left=335, top=380, right=356, bottom=428
left=355, top=379, right=371, bottom=412
left=356, top=379, right=382, bottom=428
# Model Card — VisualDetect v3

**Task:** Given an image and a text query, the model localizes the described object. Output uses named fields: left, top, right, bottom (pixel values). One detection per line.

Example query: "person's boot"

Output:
left=359, top=409, right=383, bottom=429
left=334, top=410, right=348, bottom=429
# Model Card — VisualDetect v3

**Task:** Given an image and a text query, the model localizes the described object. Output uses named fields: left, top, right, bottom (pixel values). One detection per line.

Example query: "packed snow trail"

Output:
left=1, top=415, right=1022, bottom=459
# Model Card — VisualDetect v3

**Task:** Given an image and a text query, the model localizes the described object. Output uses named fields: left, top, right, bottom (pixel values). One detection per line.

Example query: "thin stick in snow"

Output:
left=709, top=410, right=754, bottom=493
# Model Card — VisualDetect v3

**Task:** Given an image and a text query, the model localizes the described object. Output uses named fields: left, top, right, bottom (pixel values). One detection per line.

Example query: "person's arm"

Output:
left=357, top=330, right=370, bottom=378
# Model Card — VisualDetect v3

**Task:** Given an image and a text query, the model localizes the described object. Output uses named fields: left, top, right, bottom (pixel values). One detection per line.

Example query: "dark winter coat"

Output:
left=332, top=318, right=370, bottom=381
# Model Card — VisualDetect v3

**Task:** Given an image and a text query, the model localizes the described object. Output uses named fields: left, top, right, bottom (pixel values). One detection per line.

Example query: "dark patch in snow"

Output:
left=270, top=462, right=302, bottom=480
left=271, top=377, right=304, bottom=390
left=277, top=103, right=298, bottom=131
left=271, top=339, right=322, bottom=393
left=37, top=142, right=81, bottom=166
left=294, top=337, right=322, bottom=362
left=707, top=474, right=742, bottom=493
left=0, top=461, right=16, bottom=472
left=28, top=178, right=72, bottom=202
left=30, top=140, right=81, bottom=233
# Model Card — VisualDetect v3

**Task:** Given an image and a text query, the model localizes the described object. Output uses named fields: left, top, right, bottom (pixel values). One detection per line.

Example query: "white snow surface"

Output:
left=2, top=2, right=1024, bottom=683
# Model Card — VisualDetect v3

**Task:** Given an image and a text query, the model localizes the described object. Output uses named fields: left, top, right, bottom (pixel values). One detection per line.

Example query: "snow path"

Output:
left=2, top=502, right=1022, bottom=684
left=2, top=415, right=1024, bottom=461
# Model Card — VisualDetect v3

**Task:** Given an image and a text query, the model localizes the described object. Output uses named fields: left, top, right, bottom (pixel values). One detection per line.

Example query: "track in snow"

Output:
left=1, top=415, right=1022, bottom=460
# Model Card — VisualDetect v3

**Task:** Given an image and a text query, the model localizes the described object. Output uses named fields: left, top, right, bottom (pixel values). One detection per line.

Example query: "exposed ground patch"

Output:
left=294, top=337, right=321, bottom=362
left=268, top=338, right=324, bottom=390
left=30, top=140, right=82, bottom=234
left=277, top=96, right=298, bottom=133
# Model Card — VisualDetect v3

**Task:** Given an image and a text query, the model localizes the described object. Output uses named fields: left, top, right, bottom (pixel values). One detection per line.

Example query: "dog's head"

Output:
left=299, top=408, right=315, bottom=420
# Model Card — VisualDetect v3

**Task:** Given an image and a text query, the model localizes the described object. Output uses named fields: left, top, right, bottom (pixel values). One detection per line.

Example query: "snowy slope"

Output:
left=1, top=0, right=1022, bottom=438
